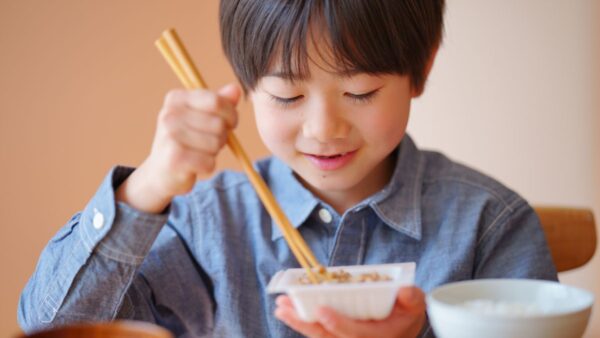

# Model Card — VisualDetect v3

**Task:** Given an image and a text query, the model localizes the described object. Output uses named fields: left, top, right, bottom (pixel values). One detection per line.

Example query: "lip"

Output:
left=304, top=150, right=358, bottom=171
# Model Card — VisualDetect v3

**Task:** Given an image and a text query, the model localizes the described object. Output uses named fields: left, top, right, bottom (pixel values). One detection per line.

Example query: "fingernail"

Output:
left=401, top=288, right=418, bottom=305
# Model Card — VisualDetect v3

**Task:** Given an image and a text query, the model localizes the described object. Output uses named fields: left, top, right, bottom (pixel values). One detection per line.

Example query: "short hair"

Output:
left=219, top=0, right=445, bottom=93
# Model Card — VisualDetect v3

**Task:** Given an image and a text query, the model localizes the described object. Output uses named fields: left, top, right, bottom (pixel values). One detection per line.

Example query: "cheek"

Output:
left=254, top=107, right=297, bottom=152
left=360, top=103, right=410, bottom=147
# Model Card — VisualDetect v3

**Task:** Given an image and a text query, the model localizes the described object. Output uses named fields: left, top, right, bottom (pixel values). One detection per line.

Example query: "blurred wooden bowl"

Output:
left=17, top=320, right=173, bottom=338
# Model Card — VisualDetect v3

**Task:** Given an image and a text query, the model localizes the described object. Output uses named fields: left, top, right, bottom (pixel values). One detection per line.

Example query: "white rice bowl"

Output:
left=427, top=279, right=594, bottom=338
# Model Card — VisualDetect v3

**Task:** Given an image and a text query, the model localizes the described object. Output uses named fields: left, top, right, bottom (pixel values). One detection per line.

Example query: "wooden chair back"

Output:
left=17, top=320, right=173, bottom=338
left=534, top=206, right=597, bottom=272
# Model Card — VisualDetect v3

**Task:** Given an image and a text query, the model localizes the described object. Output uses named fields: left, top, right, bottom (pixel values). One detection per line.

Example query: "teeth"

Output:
left=314, top=152, right=348, bottom=158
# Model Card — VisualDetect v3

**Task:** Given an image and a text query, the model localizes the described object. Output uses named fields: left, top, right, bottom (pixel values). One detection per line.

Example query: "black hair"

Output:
left=219, top=0, right=445, bottom=93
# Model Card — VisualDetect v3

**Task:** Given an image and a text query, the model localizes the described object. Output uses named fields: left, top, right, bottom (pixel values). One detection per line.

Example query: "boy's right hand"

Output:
left=116, top=83, right=241, bottom=213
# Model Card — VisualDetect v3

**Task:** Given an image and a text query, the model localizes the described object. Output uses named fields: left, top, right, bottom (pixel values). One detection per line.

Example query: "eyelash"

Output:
left=269, top=89, right=380, bottom=108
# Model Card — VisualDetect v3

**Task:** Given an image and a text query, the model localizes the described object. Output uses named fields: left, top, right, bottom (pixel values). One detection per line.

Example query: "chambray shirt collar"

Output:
left=367, top=134, right=424, bottom=240
left=267, top=157, right=320, bottom=241
left=268, top=134, right=424, bottom=241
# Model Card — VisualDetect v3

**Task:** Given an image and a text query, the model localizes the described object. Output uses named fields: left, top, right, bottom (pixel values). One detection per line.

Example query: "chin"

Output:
left=298, top=168, right=366, bottom=193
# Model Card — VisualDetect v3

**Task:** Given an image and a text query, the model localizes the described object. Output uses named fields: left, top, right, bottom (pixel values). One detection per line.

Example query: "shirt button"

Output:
left=93, top=208, right=104, bottom=230
left=318, top=208, right=333, bottom=223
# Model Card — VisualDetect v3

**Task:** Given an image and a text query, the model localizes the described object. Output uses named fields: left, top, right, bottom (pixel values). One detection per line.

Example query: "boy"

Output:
left=19, top=1, right=557, bottom=337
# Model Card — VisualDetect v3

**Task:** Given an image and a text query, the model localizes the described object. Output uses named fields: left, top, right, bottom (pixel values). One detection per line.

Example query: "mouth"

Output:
left=311, top=152, right=350, bottom=159
left=303, top=150, right=358, bottom=171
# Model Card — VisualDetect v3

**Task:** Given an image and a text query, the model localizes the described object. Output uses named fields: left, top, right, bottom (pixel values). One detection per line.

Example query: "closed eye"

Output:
left=268, top=94, right=303, bottom=108
left=268, top=87, right=381, bottom=108
left=345, top=88, right=380, bottom=104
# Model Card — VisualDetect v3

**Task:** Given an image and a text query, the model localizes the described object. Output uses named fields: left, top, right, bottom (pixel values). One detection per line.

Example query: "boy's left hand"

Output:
left=274, top=286, right=426, bottom=338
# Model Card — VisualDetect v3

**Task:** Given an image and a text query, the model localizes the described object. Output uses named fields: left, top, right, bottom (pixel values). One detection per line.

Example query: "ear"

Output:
left=411, top=44, right=440, bottom=97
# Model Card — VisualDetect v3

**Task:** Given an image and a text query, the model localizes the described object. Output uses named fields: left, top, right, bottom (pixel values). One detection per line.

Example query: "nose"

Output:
left=302, top=100, right=350, bottom=142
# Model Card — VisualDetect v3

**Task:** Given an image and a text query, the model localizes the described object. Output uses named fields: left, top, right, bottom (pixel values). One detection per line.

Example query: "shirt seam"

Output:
left=371, top=206, right=420, bottom=239
left=476, top=198, right=525, bottom=247
left=79, top=211, right=147, bottom=264
left=116, top=201, right=170, bottom=223
left=422, top=176, right=515, bottom=209
left=94, top=241, right=145, bottom=265
left=328, top=217, right=348, bottom=266
left=356, top=218, right=367, bottom=265
left=411, top=154, right=425, bottom=236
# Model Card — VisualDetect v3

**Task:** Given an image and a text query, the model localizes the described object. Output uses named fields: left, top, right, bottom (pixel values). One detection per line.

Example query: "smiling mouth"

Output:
left=303, top=150, right=358, bottom=171
left=312, top=152, right=349, bottom=159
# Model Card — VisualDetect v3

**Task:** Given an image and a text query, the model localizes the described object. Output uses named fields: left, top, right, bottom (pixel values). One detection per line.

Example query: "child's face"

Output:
left=249, top=42, right=417, bottom=209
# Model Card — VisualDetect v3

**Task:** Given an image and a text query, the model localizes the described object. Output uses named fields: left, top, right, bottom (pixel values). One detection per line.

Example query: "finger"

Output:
left=315, top=307, right=371, bottom=338
left=179, top=109, right=228, bottom=135
left=217, top=83, right=242, bottom=106
left=167, top=142, right=217, bottom=175
left=163, top=88, right=188, bottom=107
left=215, top=83, right=241, bottom=128
left=385, top=287, right=428, bottom=337
left=276, top=295, right=293, bottom=307
left=186, top=89, right=238, bottom=128
left=395, top=287, right=426, bottom=314
left=161, top=89, right=233, bottom=131
left=316, top=304, right=425, bottom=338
left=161, top=114, right=226, bottom=155
left=275, top=306, right=335, bottom=338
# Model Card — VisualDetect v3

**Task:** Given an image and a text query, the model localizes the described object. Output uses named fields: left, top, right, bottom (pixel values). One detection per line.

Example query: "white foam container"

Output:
left=267, top=262, right=416, bottom=322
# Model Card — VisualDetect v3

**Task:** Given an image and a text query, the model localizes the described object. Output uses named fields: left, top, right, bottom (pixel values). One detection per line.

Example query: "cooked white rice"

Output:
left=459, top=299, right=547, bottom=316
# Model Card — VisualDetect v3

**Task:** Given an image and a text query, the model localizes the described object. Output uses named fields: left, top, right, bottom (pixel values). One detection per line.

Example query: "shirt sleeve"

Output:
left=18, top=166, right=170, bottom=332
left=473, top=199, right=558, bottom=280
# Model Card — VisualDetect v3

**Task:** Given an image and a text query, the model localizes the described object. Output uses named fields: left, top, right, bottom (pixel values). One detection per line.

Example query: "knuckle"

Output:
left=212, top=117, right=227, bottom=134
left=229, top=110, right=239, bottom=127
left=164, top=89, right=186, bottom=106
left=199, top=92, right=220, bottom=111
left=161, top=116, right=180, bottom=138
left=160, top=112, right=176, bottom=127
left=205, top=135, right=223, bottom=153
left=158, top=104, right=181, bottom=126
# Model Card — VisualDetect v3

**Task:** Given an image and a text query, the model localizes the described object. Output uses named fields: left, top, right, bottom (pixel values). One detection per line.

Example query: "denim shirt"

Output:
left=18, top=135, right=557, bottom=337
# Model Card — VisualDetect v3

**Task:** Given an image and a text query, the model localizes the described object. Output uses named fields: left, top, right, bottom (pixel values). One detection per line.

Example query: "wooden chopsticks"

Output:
left=155, top=28, right=328, bottom=284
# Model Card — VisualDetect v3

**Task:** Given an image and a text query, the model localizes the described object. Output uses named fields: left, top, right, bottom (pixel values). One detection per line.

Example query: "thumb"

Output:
left=396, top=287, right=426, bottom=314
left=217, top=83, right=242, bottom=106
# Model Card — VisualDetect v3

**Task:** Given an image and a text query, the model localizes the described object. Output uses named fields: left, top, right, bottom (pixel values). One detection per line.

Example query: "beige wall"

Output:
left=0, top=1, right=597, bottom=337
left=409, top=1, right=600, bottom=336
